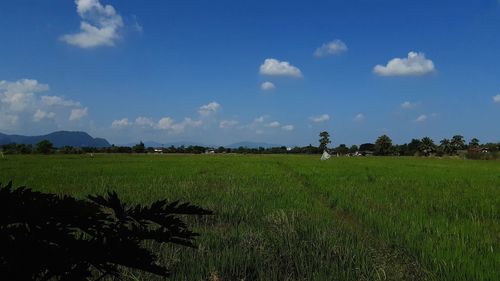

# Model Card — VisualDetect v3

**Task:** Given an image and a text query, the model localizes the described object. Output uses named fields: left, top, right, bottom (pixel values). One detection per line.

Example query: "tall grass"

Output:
left=1, top=154, right=498, bottom=280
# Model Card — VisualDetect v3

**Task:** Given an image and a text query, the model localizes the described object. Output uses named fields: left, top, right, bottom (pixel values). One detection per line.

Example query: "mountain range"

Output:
left=128, top=141, right=284, bottom=149
left=0, top=131, right=110, bottom=148
left=0, top=131, right=286, bottom=149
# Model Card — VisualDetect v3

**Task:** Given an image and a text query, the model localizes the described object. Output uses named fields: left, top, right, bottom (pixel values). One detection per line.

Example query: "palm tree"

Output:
left=451, top=135, right=465, bottom=152
left=418, top=137, right=436, bottom=156
left=375, top=134, right=393, bottom=156
left=469, top=138, right=480, bottom=148
left=439, top=138, right=453, bottom=155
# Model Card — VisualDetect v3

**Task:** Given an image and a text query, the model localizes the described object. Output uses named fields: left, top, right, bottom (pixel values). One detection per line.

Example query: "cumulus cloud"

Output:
left=254, top=115, right=266, bottom=123
left=33, top=109, right=55, bottom=122
left=219, top=120, right=239, bottom=128
left=0, top=113, right=18, bottom=129
left=69, top=107, right=88, bottom=121
left=41, top=95, right=81, bottom=107
left=0, top=79, right=49, bottom=111
left=111, top=118, right=130, bottom=128
left=259, top=58, right=303, bottom=78
left=353, top=113, right=365, bottom=122
left=310, top=114, right=330, bottom=123
left=112, top=114, right=203, bottom=134
left=0, top=78, right=88, bottom=132
left=415, top=114, right=428, bottom=122
left=61, top=0, right=124, bottom=48
left=156, top=117, right=174, bottom=130
left=261, top=81, right=275, bottom=91
left=198, top=102, right=221, bottom=116
left=493, top=94, right=500, bottom=103
left=169, top=118, right=202, bottom=133
left=314, top=39, right=348, bottom=57
left=266, top=121, right=281, bottom=128
left=135, top=116, right=154, bottom=127
left=374, top=52, right=435, bottom=76
left=281, top=125, right=294, bottom=131
left=401, top=101, right=418, bottom=109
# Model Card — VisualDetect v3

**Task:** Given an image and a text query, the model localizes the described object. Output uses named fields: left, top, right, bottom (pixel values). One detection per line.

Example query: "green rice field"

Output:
left=1, top=154, right=499, bottom=280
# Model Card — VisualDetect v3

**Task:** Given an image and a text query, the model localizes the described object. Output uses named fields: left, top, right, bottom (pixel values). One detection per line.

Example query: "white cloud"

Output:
left=281, top=125, right=294, bottom=131
left=353, top=113, right=365, bottom=122
left=198, top=101, right=221, bottom=116
left=0, top=79, right=49, bottom=111
left=254, top=115, right=266, bottom=123
left=156, top=117, right=174, bottom=130
left=33, top=109, right=55, bottom=122
left=259, top=58, right=303, bottom=78
left=0, top=113, right=19, bottom=129
left=170, top=118, right=202, bottom=133
left=493, top=94, right=500, bottom=103
left=266, top=121, right=281, bottom=128
left=156, top=117, right=202, bottom=133
left=314, top=39, right=348, bottom=57
left=261, top=81, right=275, bottom=91
left=374, top=52, right=435, bottom=76
left=111, top=118, right=130, bottom=128
left=0, top=79, right=49, bottom=93
left=135, top=116, right=154, bottom=127
left=69, top=107, right=88, bottom=121
left=415, top=114, right=427, bottom=122
left=401, top=101, right=418, bottom=109
left=219, top=120, right=239, bottom=128
left=61, top=0, right=124, bottom=48
left=41, top=95, right=81, bottom=107
left=310, top=114, right=330, bottom=123
left=0, top=78, right=89, bottom=132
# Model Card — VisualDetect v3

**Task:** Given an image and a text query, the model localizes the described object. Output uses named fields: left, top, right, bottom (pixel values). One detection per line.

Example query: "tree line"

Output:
left=1, top=134, right=499, bottom=159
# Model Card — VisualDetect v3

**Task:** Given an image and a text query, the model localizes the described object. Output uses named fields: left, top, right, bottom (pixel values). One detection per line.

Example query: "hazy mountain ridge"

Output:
left=0, top=131, right=285, bottom=149
left=0, top=131, right=110, bottom=148
left=226, top=141, right=284, bottom=149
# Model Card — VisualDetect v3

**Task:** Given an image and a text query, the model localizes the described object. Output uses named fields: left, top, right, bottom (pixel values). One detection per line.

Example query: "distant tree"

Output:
left=349, top=145, right=359, bottom=154
left=359, top=143, right=375, bottom=152
left=17, top=144, right=33, bottom=154
left=451, top=135, right=465, bottom=151
left=407, top=139, right=422, bottom=156
left=132, top=141, right=146, bottom=153
left=418, top=137, right=436, bottom=156
left=335, top=144, right=349, bottom=155
left=374, top=135, right=393, bottom=156
left=438, top=138, right=453, bottom=155
left=393, top=144, right=408, bottom=156
left=35, top=140, right=54, bottom=154
left=469, top=138, right=480, bottom=148
left=318, top=131, right=331, bottom=151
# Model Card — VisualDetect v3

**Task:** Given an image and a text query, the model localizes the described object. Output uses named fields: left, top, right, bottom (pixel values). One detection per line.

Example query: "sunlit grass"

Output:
left=1, top=154, right=499, bottom=280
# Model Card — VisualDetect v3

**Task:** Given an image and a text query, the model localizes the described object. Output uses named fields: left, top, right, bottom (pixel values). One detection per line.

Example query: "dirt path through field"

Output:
left=275, top=160, right=435, bottom=281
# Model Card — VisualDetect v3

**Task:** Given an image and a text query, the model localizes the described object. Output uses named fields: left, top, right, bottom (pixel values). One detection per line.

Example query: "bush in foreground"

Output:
left=0, top=182, right=212, bottom=281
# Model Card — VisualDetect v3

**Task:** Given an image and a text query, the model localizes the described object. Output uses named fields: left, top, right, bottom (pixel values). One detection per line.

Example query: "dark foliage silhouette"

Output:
left=0, top=182, right=212, bottom=281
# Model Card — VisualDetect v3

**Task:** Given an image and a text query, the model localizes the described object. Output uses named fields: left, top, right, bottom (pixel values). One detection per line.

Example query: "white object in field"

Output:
left=0, top=151, right=4, bottom=158
left=320, top=150, right=331, bottom=161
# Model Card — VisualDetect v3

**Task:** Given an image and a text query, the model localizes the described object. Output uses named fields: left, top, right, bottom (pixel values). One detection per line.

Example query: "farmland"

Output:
left=1, top=154, right=499, bottom=280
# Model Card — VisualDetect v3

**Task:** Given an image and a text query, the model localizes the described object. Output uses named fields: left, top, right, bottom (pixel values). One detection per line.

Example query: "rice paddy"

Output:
left=1, top=154, right=499, bottom=280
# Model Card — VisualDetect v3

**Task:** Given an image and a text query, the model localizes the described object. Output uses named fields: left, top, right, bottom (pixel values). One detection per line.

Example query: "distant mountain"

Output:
left=0, top=131, right=110, bottom=148
left=226, top=141, right=284, bottom=149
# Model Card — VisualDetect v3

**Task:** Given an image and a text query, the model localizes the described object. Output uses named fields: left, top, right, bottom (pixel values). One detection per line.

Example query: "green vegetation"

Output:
left=1, top=154, right=499, bottom=280
left=1, top=182, right=211, bottom=280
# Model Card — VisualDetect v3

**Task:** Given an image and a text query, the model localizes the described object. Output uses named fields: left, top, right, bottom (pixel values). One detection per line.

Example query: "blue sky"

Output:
left=0, top=0, right=499, bottom=146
